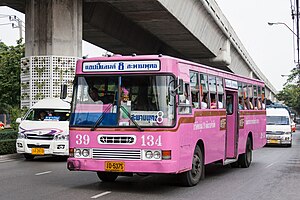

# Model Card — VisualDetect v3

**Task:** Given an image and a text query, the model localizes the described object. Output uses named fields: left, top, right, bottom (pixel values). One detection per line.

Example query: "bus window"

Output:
left=243, top=83, right=250, bottom=110
left=226, top=94, right=233, bottom=115
left=179, top=83, right=192, bottom=114
left=257, top=86, right=262, bottom=110
left=247, top=84, right=254, bottom=110
left=217, top=77, right=224, bottom=109
left=208, top=76, right=217, bottom=109
left=238, top=82, right=244, bottom=110
left=253, top=85, right=258, bottom=110
left=190, top=71, right=200, bottom=108
left=200, top=73, right=208, bottom=109
left=262, top=87, right=266, bottom=109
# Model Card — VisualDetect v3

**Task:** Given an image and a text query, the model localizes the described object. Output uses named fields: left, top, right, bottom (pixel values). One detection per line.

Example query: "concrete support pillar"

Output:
left=25, top=0, right=82, bottom=57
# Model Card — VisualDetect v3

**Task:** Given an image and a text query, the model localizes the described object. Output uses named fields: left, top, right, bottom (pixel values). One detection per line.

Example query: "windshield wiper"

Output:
left=91, top=103, right=113, bottom=131
left=120, top=105, right=144, bottom=132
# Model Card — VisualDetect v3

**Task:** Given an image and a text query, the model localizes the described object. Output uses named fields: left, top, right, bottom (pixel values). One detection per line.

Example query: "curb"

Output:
left=0, top=153, right=23, bottom=161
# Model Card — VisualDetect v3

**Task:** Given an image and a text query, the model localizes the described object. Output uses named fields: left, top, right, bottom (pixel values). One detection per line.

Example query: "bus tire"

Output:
left=239, top=137, right=252, bottom=168
left=97, top=172, right=118, bottom=182
left=179, top=145, right=204, bottom=186
left=23, top=154, right=35, bottom=160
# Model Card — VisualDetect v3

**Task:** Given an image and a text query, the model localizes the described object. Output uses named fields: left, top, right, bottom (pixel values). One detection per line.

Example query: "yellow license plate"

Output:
left=105, top=161, right=125, bottom=172
left=269, top=139, right=279, bottom=144
left=32, top=148, right=44, bottom=155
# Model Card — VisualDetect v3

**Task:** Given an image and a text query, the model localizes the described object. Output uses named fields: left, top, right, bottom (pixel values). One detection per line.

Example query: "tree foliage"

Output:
left=0, top=39, right=24, bottom=114
left=276, top=84, right=300, bottom=114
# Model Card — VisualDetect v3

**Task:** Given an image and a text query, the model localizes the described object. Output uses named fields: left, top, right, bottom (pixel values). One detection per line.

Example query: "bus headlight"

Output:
left=142, top=150, right=161, bottom=160
left=75, top=149, right=81, bottom=157
left=82, top=149, right=90, bottom=157
left=74, top=148, right=91, bottom=158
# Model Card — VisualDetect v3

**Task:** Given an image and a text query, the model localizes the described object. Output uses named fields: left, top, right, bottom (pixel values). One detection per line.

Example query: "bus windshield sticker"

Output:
left=82, top=60, right=160, bottom=72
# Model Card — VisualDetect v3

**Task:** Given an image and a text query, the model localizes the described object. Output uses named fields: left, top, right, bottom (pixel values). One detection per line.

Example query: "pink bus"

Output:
left=67, top=55, right=266, bottom=186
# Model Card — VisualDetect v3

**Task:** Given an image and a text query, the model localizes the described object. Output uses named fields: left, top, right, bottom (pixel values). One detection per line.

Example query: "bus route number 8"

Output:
left=75, top=134, right=90, bottom=145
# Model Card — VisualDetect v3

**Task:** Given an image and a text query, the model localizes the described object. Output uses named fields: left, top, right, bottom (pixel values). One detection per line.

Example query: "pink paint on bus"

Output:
left=67, top=55, right=266, bottom=186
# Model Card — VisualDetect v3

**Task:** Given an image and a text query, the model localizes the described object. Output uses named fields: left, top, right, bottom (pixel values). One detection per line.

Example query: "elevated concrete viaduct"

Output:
left=0, top=0, right=277, bottom=100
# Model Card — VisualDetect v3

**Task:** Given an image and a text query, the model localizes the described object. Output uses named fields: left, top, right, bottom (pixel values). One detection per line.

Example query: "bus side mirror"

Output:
left=60, top=84, right=67, bottom=99
left=177, top=79, right=184, bottom=95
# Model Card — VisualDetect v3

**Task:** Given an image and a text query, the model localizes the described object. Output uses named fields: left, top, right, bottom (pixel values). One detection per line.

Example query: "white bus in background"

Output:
left=16, top=98, right=71, bottom=160
left=266, top=107, right=293, bottom=147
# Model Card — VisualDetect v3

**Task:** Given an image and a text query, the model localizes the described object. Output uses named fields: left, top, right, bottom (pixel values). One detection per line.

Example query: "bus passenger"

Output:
left=210, top=95, right=217, bottom=109
left=238, top=97, right=244, bottom=110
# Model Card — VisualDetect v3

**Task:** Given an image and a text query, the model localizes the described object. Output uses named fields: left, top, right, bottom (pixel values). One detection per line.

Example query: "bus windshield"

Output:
left=70, top=75, right=176, bottom=128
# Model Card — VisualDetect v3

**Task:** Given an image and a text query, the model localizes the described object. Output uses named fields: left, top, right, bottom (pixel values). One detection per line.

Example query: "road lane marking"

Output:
left=91, top=191, right=111, bottom=199
left=265, top=162, right=276, bottom=168
left=35, top=171, right=52, bottom=176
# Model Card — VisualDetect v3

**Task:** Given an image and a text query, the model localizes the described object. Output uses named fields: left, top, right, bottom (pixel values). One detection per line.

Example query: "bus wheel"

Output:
left=239, top=137, right=252, bottom=168
left=97, top=172, right=119, bottom=182
left=23, top=154, right=35, bottom=160
left=180, top=146, right=204, bottom=186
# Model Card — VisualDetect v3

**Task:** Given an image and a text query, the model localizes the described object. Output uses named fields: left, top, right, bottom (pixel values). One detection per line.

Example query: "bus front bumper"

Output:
left=67, top=158, right=181, bottom=174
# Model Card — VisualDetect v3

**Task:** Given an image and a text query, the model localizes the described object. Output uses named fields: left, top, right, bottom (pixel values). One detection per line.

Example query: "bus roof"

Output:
left=77, top=54, right=264, bottom=85
left=31, top=98, right=71, bottom=110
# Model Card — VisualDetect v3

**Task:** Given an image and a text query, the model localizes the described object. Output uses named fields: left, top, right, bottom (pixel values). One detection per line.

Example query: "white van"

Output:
left=16, top=98, right=71, bottom=160
left=266, top=107, right=292, bottom=147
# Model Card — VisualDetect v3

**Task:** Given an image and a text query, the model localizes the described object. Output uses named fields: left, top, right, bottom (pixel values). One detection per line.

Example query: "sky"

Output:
left=0, top=2, right=297, bottom=91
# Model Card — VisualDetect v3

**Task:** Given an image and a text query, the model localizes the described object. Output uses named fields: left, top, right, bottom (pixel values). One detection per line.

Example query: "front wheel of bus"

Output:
left=239, top=137, right=252, bottom=168
left=97, top=172, right=119, bottom=182
left=180, top=146, right=204, bottom=187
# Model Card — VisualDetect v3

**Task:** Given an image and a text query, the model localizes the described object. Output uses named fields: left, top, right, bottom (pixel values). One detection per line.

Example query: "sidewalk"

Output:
left=0, top=153, right=23, bottom=161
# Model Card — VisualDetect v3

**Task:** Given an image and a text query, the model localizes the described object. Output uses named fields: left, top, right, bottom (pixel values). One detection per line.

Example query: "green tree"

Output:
left=276, top=84, right=300, bottom=114
left=0, top=39, right=25, bottom=127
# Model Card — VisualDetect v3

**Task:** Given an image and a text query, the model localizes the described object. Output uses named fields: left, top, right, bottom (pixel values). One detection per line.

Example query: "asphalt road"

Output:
left=1, top=127, right=300, bottom=200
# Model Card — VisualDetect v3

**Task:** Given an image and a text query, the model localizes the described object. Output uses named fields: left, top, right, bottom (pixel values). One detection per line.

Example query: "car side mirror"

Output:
left=16, top=118, right=22, bottom=124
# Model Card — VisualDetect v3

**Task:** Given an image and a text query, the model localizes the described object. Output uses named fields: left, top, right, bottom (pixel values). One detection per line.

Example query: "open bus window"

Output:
left=238, top=82, right=244, bottom=110
left=200, top=73, right=208, bottom=109
left=253, top=85, right=258, bottom=110
left=217, top=77, right=224, bottom=109
left=190, top=71, right=200, bottom=108
left=179, top=83, right=192, bottom=114
left=248, top=84, right=254, bottom=110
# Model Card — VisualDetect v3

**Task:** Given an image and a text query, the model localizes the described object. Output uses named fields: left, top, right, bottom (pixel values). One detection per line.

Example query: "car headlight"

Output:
left=18, top=132, right=26, bottom=139
left=54, top=134, right=69, bottom=141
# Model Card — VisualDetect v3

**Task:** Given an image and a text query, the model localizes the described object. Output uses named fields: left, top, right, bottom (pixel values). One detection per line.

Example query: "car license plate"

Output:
left=105, top=161, right=125, bottom=172
left=32, top=148, right=44, bottom=155
left=269, top=139, right=279, bottom=144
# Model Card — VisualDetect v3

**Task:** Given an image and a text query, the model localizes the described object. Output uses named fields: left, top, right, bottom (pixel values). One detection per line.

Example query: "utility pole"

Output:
left=9, top=15, right=23, bottom=40
left=297, top=0, right=300, bottom=67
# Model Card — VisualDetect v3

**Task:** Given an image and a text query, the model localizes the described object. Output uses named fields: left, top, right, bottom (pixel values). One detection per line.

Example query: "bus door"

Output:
left=225, top=91, right=239, bottom=159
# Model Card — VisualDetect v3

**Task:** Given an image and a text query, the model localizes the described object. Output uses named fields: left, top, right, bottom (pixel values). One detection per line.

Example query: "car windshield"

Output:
left=70, top=75, right=176, bottom=128
left=25, top=109, right=70, bottom=121
left=267, top=116, right=289, bottom=125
